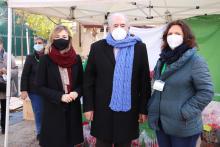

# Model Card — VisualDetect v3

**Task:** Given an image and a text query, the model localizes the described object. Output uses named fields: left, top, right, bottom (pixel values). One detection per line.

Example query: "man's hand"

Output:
left=138, top=114, right=147, bottom=123
left=84, top=111, right=94, bottom=121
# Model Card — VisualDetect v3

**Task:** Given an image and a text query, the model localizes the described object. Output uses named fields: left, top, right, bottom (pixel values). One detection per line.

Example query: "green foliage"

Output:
left=15, top=10, right=59, bottom=39
left=17, top=11, right=58, bottom=39
left=15, top=10, right=75, bottom=41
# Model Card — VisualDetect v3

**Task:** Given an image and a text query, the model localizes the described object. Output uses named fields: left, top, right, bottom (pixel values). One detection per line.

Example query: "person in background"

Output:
left=0, top=37, right=18, bottom=134
left=36, top=25, right=83, bottom=147
left=148, top=20, right=214, bottom=147
left=20, top=36, right=46, bottom=140
left=83, top=13, right=151, bottom=147
left=82, top=56, right=88, bottom=72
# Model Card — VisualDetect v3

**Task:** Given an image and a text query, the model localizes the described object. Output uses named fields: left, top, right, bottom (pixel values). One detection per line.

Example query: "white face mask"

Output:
left=167, top=34, right=183, bottom=50
left=34, top=44, right=44, bottom=52
left=111, top=27, right=127, bottom=41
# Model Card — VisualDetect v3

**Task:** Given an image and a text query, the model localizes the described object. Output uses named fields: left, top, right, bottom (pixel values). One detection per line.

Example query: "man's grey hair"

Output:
left=34, top=36, right=46, bottom=43
left=107, top=13, right=129, bottom=26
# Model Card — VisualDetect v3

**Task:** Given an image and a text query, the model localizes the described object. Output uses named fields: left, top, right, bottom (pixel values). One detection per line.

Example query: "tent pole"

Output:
left=79, top=22, right=81, bottom=47
left=21, top=11, right=24, bottom=67
left=13, top=9, right=16, bottom=57
left=103, top=24, right=107, bottom=38
left=25, top=24, right=30, bottom=55
left=4, top=7, right=13, bottom=147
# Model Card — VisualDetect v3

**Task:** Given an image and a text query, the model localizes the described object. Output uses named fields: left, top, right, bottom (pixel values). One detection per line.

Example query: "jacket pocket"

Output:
left=180, top=106, right=189, bottom=122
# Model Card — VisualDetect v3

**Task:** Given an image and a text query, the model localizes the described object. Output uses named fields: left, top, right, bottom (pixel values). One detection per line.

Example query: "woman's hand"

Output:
left=61, top=92, right=77, bottom=102
left=20, top=91, right=28, bottom=100
left=61, top=94, right=73, bottom=103
left=69, top=91, right=78, bottom=100
left=0, top=68, right=6, bottom=75
left=61, top=91, right=79, bottom=103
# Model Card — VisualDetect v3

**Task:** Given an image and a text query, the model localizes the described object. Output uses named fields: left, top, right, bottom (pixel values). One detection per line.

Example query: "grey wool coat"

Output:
left=148, top=48, right=214, bottom=137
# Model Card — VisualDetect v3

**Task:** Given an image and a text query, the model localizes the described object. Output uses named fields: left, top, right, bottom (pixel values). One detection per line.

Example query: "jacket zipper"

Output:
left=158, top=91, right=162, bottom=128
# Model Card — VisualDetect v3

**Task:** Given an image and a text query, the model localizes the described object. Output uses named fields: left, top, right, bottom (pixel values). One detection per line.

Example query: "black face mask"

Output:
left=52, top=38, right=70, bottom=51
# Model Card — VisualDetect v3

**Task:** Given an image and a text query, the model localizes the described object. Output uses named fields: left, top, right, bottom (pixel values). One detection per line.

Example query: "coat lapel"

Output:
left=103, top=43, right=116, bottom=66
left=71, top=64, right=77, bottom=89
left=48, top=60, right=63, bottom=89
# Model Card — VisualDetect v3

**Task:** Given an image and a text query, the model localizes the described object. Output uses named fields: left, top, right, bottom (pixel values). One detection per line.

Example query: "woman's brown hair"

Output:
left=162, top=20, right=197, bottom=50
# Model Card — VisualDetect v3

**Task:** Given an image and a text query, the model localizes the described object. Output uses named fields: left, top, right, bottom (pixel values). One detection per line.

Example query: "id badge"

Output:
left=153, top=80, right=165, bottom=91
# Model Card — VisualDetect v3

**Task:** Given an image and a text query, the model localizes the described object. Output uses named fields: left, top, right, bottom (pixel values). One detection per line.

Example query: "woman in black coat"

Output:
left=20, top=37, right=45, bottom=140
left=36, top=25, right=83, bottom=147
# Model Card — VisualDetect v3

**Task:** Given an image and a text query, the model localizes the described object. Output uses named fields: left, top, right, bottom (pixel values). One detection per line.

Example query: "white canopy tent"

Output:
left=7, top=0, right=220, bottom=25
left=4, top=0, right=220, bottom=146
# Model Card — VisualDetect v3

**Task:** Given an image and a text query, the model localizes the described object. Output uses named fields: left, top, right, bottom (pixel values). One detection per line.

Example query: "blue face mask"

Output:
left=34, top=44, right=44, bottom=52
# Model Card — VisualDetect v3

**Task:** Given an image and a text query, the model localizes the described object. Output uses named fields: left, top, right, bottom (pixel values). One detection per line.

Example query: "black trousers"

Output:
left=96, top=138, right=131, bottom=147
left=0, top=99, right=6, bottom=131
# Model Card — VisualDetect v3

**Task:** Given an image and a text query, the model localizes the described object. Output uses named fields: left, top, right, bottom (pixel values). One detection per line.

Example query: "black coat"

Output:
left=20, top=53, right=40, bottom=93
left=36, top=54, right=84, bottom=147
left=83, top=39, right=151, bottom=143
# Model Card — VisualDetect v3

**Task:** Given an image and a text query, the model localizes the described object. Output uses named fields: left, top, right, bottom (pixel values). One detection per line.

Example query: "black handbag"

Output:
left=0, top=76, right=6, bottom=92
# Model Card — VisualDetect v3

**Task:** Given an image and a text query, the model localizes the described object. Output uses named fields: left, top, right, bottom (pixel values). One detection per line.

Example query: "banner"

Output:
left=130, top=25, right=166, bottom=70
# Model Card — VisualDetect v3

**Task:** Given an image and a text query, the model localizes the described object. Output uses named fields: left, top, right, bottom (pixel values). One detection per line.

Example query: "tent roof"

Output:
left=7, top=0, right=220, bottom=25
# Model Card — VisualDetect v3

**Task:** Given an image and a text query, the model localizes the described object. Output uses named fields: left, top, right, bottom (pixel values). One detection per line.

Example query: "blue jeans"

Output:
left=28, top=93, right=42, bottom=135
left=156, top=129, right=200, bottom=147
